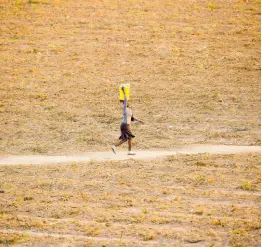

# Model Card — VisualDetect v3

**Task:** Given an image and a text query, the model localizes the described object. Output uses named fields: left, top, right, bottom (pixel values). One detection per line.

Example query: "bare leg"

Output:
left=128, top=138, right=132, bottom=151
left=114, top=139, right=127, bottom=147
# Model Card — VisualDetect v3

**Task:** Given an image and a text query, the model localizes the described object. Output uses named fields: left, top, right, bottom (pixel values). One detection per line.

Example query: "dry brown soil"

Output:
left=0, top=0, right=260, bottom=246
left=0, top=152, right=261, bottom=246
left=0, top=144, right=260, bottom=165
left=0, top=0, right=260, bottom=155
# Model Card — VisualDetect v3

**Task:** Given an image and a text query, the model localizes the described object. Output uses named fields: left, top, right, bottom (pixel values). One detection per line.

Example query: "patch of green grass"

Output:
left=13, top=196, right=24, bottom=207
left=208, top=2, right=220, bottom=10
left=240, top=181, right=254, bottom=191
left=29, top=0, right=50, bottom=5
left=13, top=0, right=26, bottom=8
left=142, top=208, right=149, bottom=214
left=212, top=218, right=225, bottom=227
left=232, top=229, right=248, bottom=235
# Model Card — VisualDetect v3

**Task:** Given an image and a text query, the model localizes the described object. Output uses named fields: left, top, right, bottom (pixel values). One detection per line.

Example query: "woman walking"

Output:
left=112, top=87, right=144, bottom=155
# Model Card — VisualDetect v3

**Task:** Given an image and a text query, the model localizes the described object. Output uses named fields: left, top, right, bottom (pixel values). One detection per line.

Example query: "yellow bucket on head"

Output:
left=119, top=84, right=130, bottom=100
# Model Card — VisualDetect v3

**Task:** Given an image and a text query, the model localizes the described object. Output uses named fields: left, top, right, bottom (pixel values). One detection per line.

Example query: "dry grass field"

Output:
left=0, top=0, right=260, bottom=155
left=0, top=0, right=260, bottom=246
left=0, top=153, right=260, bottom=246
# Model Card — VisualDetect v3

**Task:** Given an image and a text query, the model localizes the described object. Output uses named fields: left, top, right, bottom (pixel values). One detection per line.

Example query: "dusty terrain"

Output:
left=0, top=0, right=260, bottom=246
left=0, top=144, right=260, bottom=165
left=0, top=0, right=260, bottom=155
left=0, top=152, right=260, bottom=246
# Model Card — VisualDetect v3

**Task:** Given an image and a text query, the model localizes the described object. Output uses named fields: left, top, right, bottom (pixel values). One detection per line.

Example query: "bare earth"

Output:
left=0, top=0, right=260, bottom=155
left=0, top=144, right=260, bottom=165
left=0, top=151, right=260, bottom=246
left=0, top=0, right=260, bottom=246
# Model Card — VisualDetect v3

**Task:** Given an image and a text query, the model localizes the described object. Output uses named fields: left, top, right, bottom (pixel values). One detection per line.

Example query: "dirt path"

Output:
left=0, top=144, right=260, bottom=165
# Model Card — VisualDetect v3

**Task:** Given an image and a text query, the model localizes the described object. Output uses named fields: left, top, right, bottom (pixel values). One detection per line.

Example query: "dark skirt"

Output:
left=119, top=123, right=135, bottom=140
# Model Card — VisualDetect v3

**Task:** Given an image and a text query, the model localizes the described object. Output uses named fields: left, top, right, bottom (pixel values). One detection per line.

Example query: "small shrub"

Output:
left=142, top=208, right=149, bottom=214
left=212, top=218, right=225, bottom=227
left=232, top=229, right=248, bottom=235
left=23, top=196, right=33, bottom=201
left=240, top=181, right=253, bottom=191
left=196, top=161, right=207, bottom=166
left=13, top=196, right=24, bottom=207
left=83, top=226, right=100, bottom=236
left=167, top=156, right=176, bottom=162
left=208, top=2, right=220, bottom=10
left=35, top=93, right=48, bottom=101
left=140, top=232, right=156, bottom=241
left=72, top=162, right=78, bottom=169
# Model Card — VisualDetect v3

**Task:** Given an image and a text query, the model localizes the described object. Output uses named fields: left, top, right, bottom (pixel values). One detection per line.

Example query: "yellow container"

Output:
left=119, top=84, right=130, bottom=100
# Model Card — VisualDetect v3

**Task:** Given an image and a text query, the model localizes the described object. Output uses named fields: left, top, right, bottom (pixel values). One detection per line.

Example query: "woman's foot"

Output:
left=128, top=151, right=136, bottom=155
left=112, top=145, right=117, bottom=154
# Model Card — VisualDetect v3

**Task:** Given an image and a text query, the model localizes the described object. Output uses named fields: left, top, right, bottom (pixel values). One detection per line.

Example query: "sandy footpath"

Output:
left=0, top=144, right=260, bottom=165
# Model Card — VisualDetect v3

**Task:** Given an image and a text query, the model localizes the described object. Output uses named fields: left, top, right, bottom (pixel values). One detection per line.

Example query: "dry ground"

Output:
left=0, top=152, right=260, bottom=246
left=0, top=1, right=260, bottom=246
left=0, top=0, right=261, bottom=155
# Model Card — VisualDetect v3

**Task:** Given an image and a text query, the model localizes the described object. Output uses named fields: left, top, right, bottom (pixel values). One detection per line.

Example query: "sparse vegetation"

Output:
left=240, top=181, right=254, bottom=191
left=0, top=153, right=260, bottom=246
left=207, top=2, right=220, bottom=10
left=0, top=0, right=260, bottom=246
left=0, top=0, right=260, bottom=155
